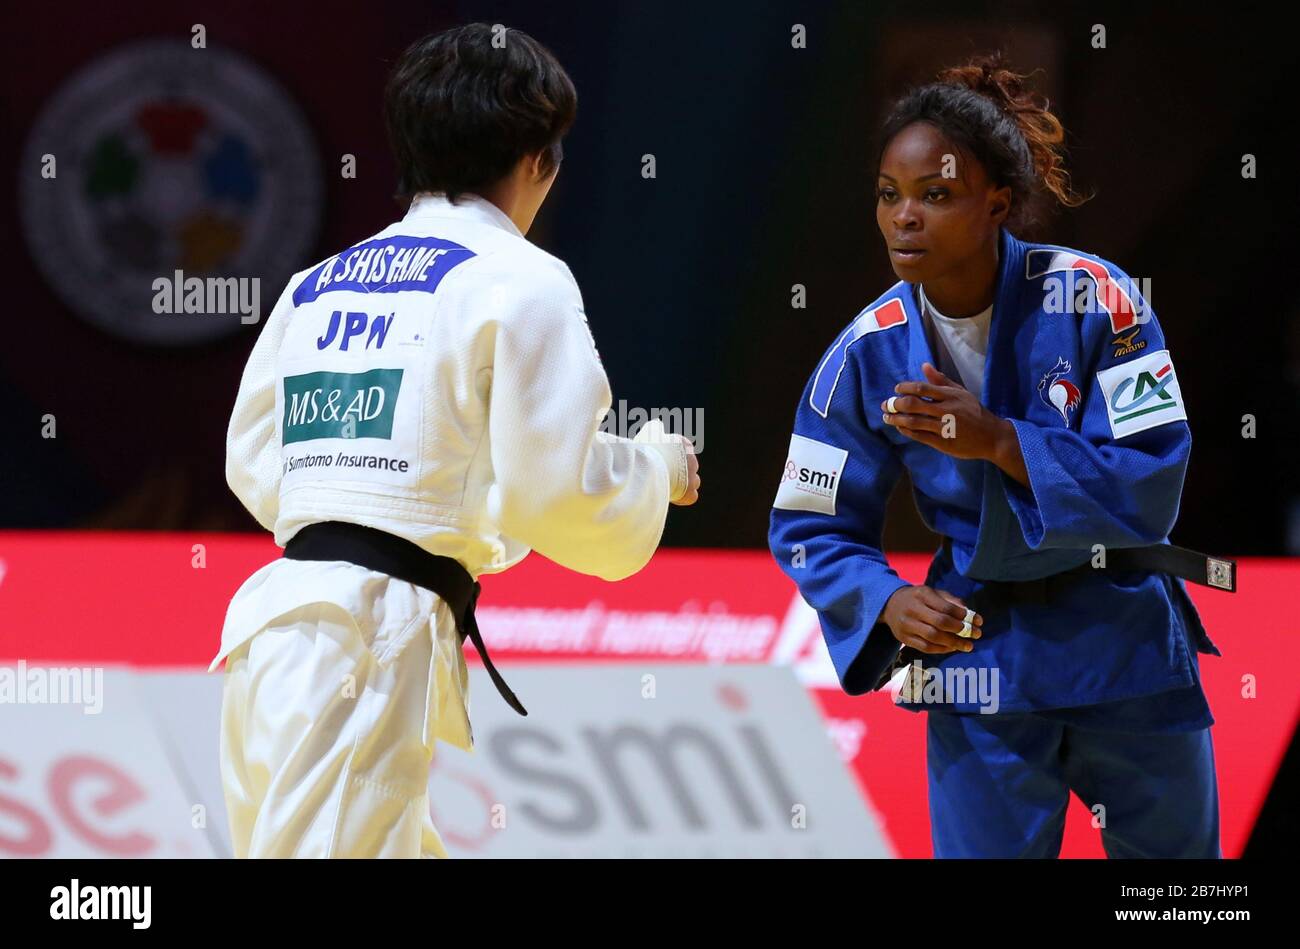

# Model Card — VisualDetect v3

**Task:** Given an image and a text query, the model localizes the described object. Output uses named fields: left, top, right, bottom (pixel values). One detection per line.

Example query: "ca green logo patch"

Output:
left=282, top=368, right=403, bottom=444
left=1095, top=349, right=1186, bottom=439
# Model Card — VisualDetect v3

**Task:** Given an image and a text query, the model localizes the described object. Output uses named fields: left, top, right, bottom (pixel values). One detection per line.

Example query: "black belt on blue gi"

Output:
left=878, top=539, right=1237, bottom=690
left=939, top=537, right=1237, bottom=609
left=282, top=520, right=528, bottom=716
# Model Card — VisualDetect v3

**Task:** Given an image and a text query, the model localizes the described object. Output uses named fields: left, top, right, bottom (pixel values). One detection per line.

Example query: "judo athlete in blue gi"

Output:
left=769, top=56, right=1227, bottom=858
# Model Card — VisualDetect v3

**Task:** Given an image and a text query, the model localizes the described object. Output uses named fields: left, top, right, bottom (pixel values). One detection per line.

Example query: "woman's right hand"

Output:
left=881, top=585, right=982, bottom=654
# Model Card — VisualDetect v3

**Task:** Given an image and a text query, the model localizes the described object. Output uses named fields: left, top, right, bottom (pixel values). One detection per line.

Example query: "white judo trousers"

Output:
left=213, top=558, right=473, bottom=859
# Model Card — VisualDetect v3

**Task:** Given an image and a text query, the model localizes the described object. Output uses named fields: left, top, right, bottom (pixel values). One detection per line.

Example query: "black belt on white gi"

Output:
left=283, top=520, right=528, bottom=716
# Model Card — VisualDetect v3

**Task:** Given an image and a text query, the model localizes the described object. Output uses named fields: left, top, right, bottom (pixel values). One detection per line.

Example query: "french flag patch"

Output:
left=809, top=298, right=908, bottom=418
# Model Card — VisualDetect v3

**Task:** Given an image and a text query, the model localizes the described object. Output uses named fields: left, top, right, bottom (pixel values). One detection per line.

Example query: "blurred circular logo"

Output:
left=19, top=40, right=322, bottom=345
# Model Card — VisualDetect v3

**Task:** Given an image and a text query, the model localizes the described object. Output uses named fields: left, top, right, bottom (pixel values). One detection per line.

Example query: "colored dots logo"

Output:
left=20, top=41, right=322, bottom=344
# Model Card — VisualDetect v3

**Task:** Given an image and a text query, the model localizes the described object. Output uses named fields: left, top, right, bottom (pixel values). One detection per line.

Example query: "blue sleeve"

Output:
left=768, top=350, right=909, bottom=695
left=1001, top=283, right=1191, bottom=551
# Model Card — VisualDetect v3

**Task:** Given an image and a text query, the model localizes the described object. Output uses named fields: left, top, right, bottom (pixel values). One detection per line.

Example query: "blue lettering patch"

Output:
left=293, top=236, right=476, bottom=305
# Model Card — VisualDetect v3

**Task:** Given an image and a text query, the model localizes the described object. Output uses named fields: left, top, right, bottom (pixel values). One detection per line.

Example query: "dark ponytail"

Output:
left=877, top=53, right=1091, bottom=231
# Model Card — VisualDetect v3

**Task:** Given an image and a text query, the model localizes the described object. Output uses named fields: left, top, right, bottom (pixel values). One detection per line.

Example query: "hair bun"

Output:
left=936, top=52, right=1089, bottom=213
left=938, top=53, right=1036, bottom=125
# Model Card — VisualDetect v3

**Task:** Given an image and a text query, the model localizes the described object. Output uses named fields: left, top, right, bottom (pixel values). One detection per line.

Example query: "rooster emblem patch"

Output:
left=1037, top=357, right=1082, bottom=424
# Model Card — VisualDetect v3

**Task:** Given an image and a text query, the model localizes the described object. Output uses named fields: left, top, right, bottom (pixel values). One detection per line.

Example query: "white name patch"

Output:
left=1095, top=348, right=1187, bottom=439
left=774, top=434, right=849, bottom=515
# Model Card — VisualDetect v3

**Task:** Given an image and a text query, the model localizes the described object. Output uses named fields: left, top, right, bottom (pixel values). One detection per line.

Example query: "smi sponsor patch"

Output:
left=774, top=434, right=848, bottom=515
left=1096, top=348, right=1187, bottom=439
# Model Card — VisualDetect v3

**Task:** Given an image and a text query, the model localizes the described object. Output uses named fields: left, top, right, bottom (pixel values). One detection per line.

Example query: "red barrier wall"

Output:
left=1, top=531, right=1294, bottom=857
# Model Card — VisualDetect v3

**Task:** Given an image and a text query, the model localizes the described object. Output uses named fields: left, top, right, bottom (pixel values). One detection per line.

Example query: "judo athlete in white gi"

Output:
left=769, top=57, right=1229, bottom=858
left=210, top=24, right=699, bottom=858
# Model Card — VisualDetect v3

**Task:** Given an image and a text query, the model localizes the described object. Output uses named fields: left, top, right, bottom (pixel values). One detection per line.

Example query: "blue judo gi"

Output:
left=768, top=228, right=1221, bottom=857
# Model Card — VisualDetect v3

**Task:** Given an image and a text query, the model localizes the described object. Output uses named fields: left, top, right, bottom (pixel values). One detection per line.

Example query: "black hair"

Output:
left=384, top=23, right=577, bottom=202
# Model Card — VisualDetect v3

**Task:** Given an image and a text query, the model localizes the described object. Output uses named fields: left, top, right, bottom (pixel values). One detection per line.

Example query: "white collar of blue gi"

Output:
left=403, top=191, right=524, bottom=238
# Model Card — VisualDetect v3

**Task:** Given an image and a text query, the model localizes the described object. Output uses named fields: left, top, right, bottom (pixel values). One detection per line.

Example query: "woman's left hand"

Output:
left=881, top=362, right=1015, bottom=463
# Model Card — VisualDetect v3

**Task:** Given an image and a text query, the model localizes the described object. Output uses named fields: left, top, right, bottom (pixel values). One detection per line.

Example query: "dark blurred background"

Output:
left=2, top=0, right=1294, bottom=555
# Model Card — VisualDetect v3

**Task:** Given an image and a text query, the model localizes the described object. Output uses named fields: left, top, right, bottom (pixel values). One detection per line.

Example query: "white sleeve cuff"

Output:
left=633, top=419, right=689, bottom=502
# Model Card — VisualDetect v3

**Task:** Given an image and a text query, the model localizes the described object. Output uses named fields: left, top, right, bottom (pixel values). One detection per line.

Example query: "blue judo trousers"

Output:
left=926, top=710, right=1219, bottom=858
left=768, top=228, right=1221, bottom=858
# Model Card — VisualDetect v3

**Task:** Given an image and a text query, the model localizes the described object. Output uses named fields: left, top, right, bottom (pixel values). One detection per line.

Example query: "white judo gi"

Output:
left=211, top=193, right=689, bottom=858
